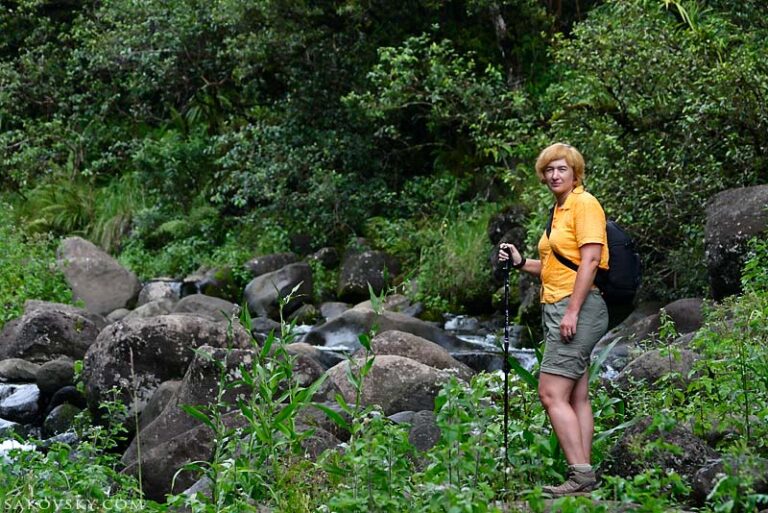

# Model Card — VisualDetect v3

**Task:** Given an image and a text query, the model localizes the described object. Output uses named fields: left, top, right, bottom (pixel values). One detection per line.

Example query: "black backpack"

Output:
left=546, top=207, right=641, bottom=306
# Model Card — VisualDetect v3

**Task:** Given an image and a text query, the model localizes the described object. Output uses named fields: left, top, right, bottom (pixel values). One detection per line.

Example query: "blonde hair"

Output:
left=535, top=143, right=585, bottom=185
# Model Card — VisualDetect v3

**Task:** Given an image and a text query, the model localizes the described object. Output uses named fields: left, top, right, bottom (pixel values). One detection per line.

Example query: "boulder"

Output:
left=337, top=251, right=400, bottom=303
left=106, top=309, right=130, bottom=323
left=0, top=302, right=102, bottom=363
left=137, top=279, right=181, bottom=307
left=661, top=298, right=705, bottom=335
left=122, top=345, right=257, bottom=467
left=243, top=252, right=299, bottom=278
left=0, top=384, right=40, bottom=424
left=121, top=298, right=175, bottom=323
left=24, top=300, right=108, bottom=329
left=287, top=304, right=319, bottom=325
left=358, top=330, right=474, bottom=382
left=286, top=342, right=344, bottom=370
left=407, top=410, right=441, bottom=452
left=56, top=236, right=141, bottom=315
left=614, top=348, right=701, bottom=391
left=691, top=457, right=768, bottom=506
left=171, top=294, right=239, bottom=323
left=244, top=263, right=313, bottom=319
left=326, top=355, right=453, bottom=416
left=602, top=416, right=718, bottom=486
left=181, top=267, right=239, bottom=301
left=82, top=315, right=251, bottom=419
left=0, top=359, right=40, bottom=382
left=319, top=302, right=351, bottom=321
left=137, top=380, right=181, bottom=433
left=705, top=185, right=768, bottom=300
left=308, top=247, right=340, bottom=267
left=303, top=308, right=476, bottom=353
left=42, top=403, right=81, bottom=438
left=45, top=385, right=86, bottom=416
left=36, top=357, right=75, bottom=396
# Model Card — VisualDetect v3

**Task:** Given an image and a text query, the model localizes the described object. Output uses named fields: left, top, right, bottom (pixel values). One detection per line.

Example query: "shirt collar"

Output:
left=557, top=185, right=584, bottom=210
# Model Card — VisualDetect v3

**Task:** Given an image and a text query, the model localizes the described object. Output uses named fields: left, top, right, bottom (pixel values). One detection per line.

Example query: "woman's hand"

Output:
left=498, top=243, right=524, bottom=267
left=560, top=310, right=578, bottom=342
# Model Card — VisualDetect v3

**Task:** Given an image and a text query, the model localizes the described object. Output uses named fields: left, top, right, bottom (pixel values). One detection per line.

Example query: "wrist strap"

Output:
left=512, top=256, right=526, bottom=269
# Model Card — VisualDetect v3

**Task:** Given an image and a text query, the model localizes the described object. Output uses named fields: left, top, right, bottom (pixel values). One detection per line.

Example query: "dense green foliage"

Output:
left=4, top=0, right=766, bottom=309
left=0, top=201, right=71, bottom=328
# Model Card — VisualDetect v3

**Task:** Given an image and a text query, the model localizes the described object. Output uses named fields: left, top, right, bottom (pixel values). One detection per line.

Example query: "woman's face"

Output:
left=543, top=158, right=576, bottom=197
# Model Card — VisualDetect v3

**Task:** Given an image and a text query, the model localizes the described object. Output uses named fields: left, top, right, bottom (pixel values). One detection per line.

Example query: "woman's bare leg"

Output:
left=570, top=371, right=593, bottom=462
left=538, top=372, right=588, bottom=464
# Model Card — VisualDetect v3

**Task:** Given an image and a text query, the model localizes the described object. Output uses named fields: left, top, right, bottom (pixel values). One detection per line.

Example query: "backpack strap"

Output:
left=545, top=205, right=579, bottom=273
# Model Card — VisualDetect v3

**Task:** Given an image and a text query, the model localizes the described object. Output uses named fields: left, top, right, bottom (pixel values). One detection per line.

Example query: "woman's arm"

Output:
left=559, top=243, right=602, bottom=342
left=498, top=243, right=542, bottom=277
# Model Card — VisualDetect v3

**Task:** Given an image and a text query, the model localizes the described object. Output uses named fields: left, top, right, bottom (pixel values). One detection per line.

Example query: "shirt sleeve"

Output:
left=574, top=196, right=607, bottom=247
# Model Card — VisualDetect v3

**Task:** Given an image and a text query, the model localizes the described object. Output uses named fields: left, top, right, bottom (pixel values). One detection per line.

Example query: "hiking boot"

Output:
left=541, top=467, right=597, bottom=497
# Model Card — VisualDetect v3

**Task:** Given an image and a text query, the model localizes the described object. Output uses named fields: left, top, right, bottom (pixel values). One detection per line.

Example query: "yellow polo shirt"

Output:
left=537, top=186, right=609, bottom=304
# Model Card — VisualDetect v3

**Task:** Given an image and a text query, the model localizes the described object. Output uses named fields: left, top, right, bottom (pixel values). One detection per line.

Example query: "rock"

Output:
left=358, top=330, right=474, bottom=382
left=121, top=298, right=176, bottom=323
left=614, top=348, right=701, bottom=391
left=0, top=303, right=102, bottom=363
left=705, top=185, right=768, bottom=300
left=287, top=304, right=319, bottom=325
left=319, top=302, right=351, bottom=321
left=181, top=267, right=239, bottom=301
left=352, top=294, right=419, bottom=316
left=692, top=457, right=768, bottom=506
left=285, top=342, right=344, bottom=370
left=303, top=308, right=476, bottom=353
left=326, top=355, right=453, bottom=416
left=337, top=251, right=400, bottom=303
left=0, top=418, right=24, bottom=439
left=244, top=263, right=313, bottom=319
left=45, top=385, right=86, bottom=416
left=660, top=298, right=705, bottom=335
left=122, top=346, right=259, bottom=467
left=308, top=247, right=339, bottom=267
left=388, top=411, right=415, bottom=424
left=42, top=403, right=81, bottom=438
left=82, top=315, right=251, bottom=420
left=243, top=252, right=300, bottom=278
left=298, top=401, right=352, bottom=443
left=0, top=384, right=40, bottom=424
left=106, top=309, right=130, bottom=323
left=408, top=410, right=441, bottom=451
left=23, top=300, right=107, bottom=329
left=603, top=416, right=718, bottom=486
left=36, top=357, right=75, bottom=396
left=56, top=236, right=141, bottom=315
left=171, top=294, right=239, bottom=323
left=137, top=279, right=181, bottom=307
left=0, top=359, right=40, bottom=382
left=137, top=380, right=181, bottom=433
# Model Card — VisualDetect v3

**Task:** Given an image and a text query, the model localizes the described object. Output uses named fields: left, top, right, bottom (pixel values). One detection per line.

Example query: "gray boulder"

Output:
left=705, top=185, right=768, bottom=300
left=0, top=384, right=40, bottom=424
left=244, top=263, right=313, bottom=319
left=244, top=252, right=299, bottom=278
left=137, top=279, right=181, bottom=307
left=337, top=251, right=400, bottom=303
left=319, top=302, right=351, bottom=321
left=137, top=380, right=181, bottom=433
left=661, top=298, right=705, bottom=335
left=358, top=330, right=474, bottom=382
left=42, top=403, right=81, bottom=438
left=407, top=410, right=441, bottom=452
left=181, top=267, right=239, bottom=301
left=36, top=357, right=75, bottom=396
left=692, top=457, right=768, bottom=506
left=122, top=298, right=176, bottom=323
left=0, top=302, right=102, bottom=363
left=56, top=236, right=141, bottom=315
left=603, top=417, right=719, bottom=495
left=326, top=355, right=453, bottom=416
left=82, top=315, right=252, bottom=419
left=171, top=294, right=239, bottom=322
left=614, top=348, right=701, bottom=391
left=0, top=359, right=40, bottom=382
left=122, top=345, right=258, bottom=467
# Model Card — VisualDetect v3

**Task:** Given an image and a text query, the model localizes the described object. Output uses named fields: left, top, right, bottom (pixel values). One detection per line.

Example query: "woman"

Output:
left=499, top=143, right=609, bottom=496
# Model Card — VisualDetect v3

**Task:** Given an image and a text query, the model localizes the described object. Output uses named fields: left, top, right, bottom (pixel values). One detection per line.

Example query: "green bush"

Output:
left=0, top=201, right=71, bottom=328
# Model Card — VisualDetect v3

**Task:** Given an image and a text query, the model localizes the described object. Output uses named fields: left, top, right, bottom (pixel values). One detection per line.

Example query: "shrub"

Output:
left=0, top=201, right=71, bottom=328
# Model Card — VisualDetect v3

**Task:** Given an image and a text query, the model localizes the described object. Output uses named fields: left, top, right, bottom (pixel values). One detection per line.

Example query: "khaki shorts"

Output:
left=540, top=290, right=609, bottom=380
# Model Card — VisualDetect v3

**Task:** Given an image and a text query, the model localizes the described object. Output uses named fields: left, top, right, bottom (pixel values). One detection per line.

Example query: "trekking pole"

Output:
left=503, top=255, right=510, bottom=497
